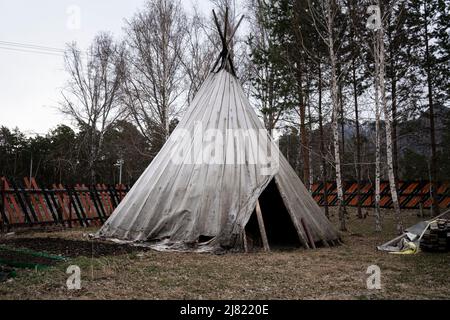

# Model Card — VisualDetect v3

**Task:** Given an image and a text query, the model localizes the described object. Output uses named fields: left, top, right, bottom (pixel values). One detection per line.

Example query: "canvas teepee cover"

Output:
left=98, top=12, right=339, bottom=251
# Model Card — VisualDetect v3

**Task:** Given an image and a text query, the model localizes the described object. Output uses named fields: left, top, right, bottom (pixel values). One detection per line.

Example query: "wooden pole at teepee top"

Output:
left=255, top=200, right=270, bottom=252
left=211, top=8, right=242, bottom=77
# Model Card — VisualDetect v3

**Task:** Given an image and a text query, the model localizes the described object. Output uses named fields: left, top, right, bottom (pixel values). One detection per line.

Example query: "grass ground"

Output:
left=0, top=208, right=449, bottom=300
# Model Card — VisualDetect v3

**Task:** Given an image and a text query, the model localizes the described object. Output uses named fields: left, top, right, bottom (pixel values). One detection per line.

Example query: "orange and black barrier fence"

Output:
left=1, top=178, right=449, bottom=230
left=0, top=177, right=128, bottom=231
left=311, top=181, right=450, bottom=210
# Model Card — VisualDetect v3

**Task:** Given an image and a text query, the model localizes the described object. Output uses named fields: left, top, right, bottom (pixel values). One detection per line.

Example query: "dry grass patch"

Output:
left=0, top=208, right=449, bottom=300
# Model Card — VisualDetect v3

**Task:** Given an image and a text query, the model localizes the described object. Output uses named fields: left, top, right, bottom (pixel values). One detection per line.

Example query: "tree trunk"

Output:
left=378, top=24, right=403, bottom=234
left=423, top=1, right=440, bottom=216
left=391, top=75, right=399, bottom=181
left=307, top=81, right=314, bottom=191
left=318, top=62, right=329, bottom=218
left=352, top=58, right=363, bottom=219
left=89, top=126, right=97, bottom=185
left=327, top=0, right=347, bottom=231
left=374, top=39, right=382, bottom=233
left=388, top=11, right=399, bottom=181
left=338, top=70, right=346, bottom=160
left=349, top=0, right=362, bottom=220
left=297, top=68, right=310, bottom=185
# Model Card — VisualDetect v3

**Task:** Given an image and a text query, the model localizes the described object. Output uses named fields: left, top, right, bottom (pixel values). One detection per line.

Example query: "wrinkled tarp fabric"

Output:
left=97, top=70, right=339, bottom=251
left=377, top=210, right=450, bottom=253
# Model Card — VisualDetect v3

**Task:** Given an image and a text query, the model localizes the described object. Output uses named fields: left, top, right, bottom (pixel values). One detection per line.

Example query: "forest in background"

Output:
left=1, top=0, right=449, bottom=229
left=2, top=107, right=450, bottom=186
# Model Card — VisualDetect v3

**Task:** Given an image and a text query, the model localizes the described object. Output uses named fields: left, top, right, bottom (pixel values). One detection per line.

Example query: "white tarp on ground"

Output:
left=377, top=210, right=450, bottom=253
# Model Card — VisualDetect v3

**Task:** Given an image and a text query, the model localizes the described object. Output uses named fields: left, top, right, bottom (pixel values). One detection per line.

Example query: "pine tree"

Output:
left=248, top=0, right=296, bottom=136
left=406, top=0, right=446, bottom=215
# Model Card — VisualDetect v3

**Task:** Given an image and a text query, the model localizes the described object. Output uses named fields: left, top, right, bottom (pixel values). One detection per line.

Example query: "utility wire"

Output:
left=0, top=40, right=65, bottom=53
left=0, top=40, right=106, bottom=60
left=0, top=45, right=64, bottom=57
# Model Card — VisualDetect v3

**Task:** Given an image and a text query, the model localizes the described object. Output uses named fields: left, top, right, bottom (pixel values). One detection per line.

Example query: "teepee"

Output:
left=98, top=10, right=339, bottom=252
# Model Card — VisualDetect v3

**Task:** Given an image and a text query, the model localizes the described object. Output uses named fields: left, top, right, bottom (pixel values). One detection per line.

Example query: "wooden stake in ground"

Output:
left=255, top=200, right=270, bottom=252
left=242, top=229, right=248, bottom=253
left=301, top=218, right=316, bottom=249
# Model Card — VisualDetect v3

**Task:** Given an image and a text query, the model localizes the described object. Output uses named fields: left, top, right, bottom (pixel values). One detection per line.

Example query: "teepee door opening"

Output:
left=244, top=179, right=301, bottom=250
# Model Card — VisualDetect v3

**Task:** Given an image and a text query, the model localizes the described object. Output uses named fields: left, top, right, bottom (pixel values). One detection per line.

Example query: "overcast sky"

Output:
left=0, top=0, right=215, bottom=135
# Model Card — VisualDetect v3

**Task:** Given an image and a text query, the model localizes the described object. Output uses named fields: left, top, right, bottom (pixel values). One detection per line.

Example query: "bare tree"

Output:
left=347, top=0, right=364, bottom=219
left=309, top=0, right=348, bottom=231
left=122, top=0, right=187, bottom=150
left=60, top=33, right=126, bottom=183
left=317, top=62, right=330, bottom=218
left=422, top=0, right=440, bottom=216
left=307, top=87, right=314, bottom=190
left=373, top=35, right=382, bottom=232
left=181, top=8, right=216, bottom=104
left=327, top=1, right=347, bottom=231
left=376, top=1, right=403, bottom=234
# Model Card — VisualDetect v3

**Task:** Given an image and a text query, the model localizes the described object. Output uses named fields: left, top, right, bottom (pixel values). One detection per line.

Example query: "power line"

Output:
left=0, top=40, right=103, bottom=60
left=0, top=40, right=65, bottom=53
left=0, top=45, right=64, bottom=57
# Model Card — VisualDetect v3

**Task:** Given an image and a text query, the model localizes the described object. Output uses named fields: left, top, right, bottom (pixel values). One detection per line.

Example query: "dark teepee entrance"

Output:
left=244, top=179, right=302, bottom=251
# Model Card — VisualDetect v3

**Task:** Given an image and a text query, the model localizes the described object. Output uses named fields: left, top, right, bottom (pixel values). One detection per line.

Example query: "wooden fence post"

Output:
left=67, top=187, right=73, bottom=229
left=0, top=177, right=8, bottom=232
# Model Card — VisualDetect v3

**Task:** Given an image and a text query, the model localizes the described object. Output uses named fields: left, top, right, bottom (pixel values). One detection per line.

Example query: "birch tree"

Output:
left=317, top=62, right=330, bottom=218
left=373, top=35, right=382, bottom=232
left=375, top=1, right=403, bottom=233
left=60, top=33, right=126, bottom=184
left=122, top=0, right=187, bottom=151
left=309, top=0, right=347, bottom=231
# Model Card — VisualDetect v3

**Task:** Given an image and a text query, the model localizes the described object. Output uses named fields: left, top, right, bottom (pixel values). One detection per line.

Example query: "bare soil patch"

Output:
left=0, top=238, right=149, bottom=258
